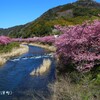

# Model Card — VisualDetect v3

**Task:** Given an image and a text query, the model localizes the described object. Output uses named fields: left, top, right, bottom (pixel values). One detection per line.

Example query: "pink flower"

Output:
left=55, top=20, right=100, bottom=72
left=0, top=36, right=11, bottom=45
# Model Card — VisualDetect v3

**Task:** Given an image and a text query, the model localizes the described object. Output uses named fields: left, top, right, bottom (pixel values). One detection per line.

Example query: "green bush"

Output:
left=0, top=42, right=20, bottom=53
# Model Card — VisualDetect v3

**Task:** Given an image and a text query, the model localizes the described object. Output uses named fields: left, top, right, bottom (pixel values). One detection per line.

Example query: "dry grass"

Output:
left=22, top=42, right=56, bottom=52
left=50, top=75, right=100, bottom=100
left=0, top=57, right=6, bottom=66
left=0, top=44, right=28, bottom=66
left=30, top=43, right=56, bottom=52
left=30, top=59, right=51, bottom=76
left=51, top=77, right=81, bottom=100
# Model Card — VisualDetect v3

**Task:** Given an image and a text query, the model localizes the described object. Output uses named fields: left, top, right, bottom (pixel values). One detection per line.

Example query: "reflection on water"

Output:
left=0, top=45, right=55, bottom=100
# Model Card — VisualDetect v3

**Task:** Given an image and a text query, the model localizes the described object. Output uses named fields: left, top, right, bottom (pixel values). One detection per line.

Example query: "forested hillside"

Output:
left=0, top=0, right=100, bottom=38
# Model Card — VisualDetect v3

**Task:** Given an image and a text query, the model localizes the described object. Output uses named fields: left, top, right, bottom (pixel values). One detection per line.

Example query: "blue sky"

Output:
left=0, top=0, right=100, bottom=28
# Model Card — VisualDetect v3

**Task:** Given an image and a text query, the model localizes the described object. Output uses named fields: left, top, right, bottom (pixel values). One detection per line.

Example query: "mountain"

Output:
left=0, top=0, right=100, bottom=38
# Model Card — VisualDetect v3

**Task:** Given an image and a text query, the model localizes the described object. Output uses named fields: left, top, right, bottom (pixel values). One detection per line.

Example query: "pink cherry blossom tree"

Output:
left=0, top=36, right=12, bottom=45
left=54, top=20, right=100, bottom=72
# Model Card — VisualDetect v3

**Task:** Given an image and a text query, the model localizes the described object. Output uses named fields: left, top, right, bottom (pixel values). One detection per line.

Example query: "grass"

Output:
left=30, top=42, right=56, bottom=52
left=21, top=42, right=56, bottom=52
left=50, top=70, right=100, bottom=100
left=0, top=43, right=28, bottom=66
left=30, top=59, right=51, bottom=76
left=0, top=42, right=19, bottom=53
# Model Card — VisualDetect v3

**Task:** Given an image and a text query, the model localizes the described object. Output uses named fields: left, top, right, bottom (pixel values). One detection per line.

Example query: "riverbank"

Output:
left=21, top=42, right=56, bottom=52
left=51, top=72, right=100, bottom=100
left=0, top=44, right=28, bottom=66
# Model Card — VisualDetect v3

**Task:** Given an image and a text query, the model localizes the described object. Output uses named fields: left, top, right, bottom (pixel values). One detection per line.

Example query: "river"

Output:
left=0, top=45, right=55, bottom=100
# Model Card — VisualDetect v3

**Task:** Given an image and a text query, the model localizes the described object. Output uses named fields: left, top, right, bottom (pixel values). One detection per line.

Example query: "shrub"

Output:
left=0, top=42, right=19, bottom=53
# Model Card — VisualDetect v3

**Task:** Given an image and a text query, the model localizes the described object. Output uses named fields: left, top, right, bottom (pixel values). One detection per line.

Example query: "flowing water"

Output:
left=0, top=45, right=55, bottom=100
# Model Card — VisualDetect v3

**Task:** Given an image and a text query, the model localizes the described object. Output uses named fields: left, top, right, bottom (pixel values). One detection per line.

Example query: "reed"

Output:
left=50, top=74, right=100, bottom=100
left=0, top=57, right=6, bottom=66
left=0, top=44, right=28, bottom=66
left=30, top=59, right=51, bottom=76
left=29, top=43, right=56, bottom=52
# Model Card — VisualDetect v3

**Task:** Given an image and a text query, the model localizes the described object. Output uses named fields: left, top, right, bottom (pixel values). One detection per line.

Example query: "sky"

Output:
left=0, top=0, right=100, bottom=28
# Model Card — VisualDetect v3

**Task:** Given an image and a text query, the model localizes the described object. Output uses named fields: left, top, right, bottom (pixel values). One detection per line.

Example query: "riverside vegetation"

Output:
left=0, top=36, right=28, bottom=66
left=52, top=20, right=100, bottom=100
left=30, top=59, right=51, bottom=76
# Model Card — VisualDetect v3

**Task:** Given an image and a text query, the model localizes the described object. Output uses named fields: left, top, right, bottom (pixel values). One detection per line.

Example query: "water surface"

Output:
left=0, top=45, right=55, bottom=100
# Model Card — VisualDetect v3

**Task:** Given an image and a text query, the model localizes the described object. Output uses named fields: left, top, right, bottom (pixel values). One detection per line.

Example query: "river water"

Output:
left=0, top=45, right=55, bottom=100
